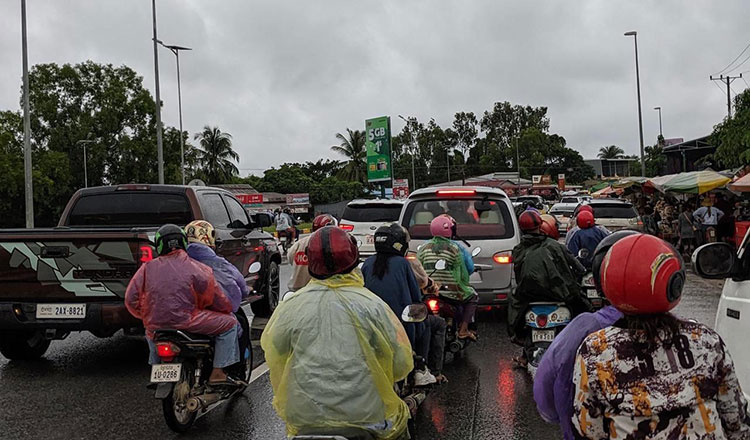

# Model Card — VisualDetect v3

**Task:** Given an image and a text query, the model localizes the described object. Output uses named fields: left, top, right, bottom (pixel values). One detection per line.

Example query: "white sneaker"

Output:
left=414, top=368, right=437, bottom=386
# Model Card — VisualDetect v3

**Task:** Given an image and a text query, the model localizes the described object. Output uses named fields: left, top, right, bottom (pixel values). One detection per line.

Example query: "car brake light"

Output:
left=427, top=299, right=439, bottom=313
left=116, top=184, right=150, bottom=191
left=536, top=314, right=548, bottom=328
left=253, top=245, right=264, bottom=252
left=493, top=252, right=512, bottom=264
left=139, top=245, right=154, bottom=264
left=436, top=189, right=476, bottom=197
left=340, top=224, right=354, bottom=232
left=156, top=342, right=180, bottom=362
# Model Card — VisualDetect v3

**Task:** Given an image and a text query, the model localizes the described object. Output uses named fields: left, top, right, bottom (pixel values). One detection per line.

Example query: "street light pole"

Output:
left=76, top=140, right=94, bottom=188
left=654, top=106, right=662, bottom=138
left=157, top=41, right=192, bottom=185
left=21, top=0, right=33, bottom=228
left=625, top=31, right=646, bottom=177
left=151, top=0, right=164, bottom=184
left=398, top=115, right=416, bottom=190
left=446, top=145, right=451, bottom=182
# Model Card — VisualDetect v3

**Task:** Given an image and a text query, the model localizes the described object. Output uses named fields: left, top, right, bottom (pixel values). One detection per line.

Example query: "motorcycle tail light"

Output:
left=253, top=245, right=264, bottom=252
left=156, top=342, right=180, bottom=362
left=139, top=245, right=154, bottom=264
left=427, top=299, right=439, bottom=313
left=536, top=314, right=548, bottom=328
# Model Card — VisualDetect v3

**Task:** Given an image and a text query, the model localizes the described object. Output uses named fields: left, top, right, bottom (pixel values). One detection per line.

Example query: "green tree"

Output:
left=712, top=89, right=750, bottom=168
left=193, top=126, right=239, bottom=184
left=331, top=129, right=366, bottom=183
left=450, top=111, right=478, bottom=183
left=597, top=145, right=625, bottom=159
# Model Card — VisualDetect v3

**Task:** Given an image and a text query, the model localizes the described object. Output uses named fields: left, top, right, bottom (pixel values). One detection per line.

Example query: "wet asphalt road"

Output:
left=0, top=262, right=724, bottom=440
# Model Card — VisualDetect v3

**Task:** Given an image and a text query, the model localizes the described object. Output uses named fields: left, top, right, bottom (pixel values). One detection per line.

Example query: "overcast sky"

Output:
left=2, top=1, right=749, bottom=176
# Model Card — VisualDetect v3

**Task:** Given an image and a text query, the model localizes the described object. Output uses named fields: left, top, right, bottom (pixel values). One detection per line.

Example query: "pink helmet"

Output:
left=430, top=214, right=456, bottom=238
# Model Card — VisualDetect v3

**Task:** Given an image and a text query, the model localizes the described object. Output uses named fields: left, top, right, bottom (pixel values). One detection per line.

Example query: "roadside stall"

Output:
left=730, top=174, right=750, bottom=244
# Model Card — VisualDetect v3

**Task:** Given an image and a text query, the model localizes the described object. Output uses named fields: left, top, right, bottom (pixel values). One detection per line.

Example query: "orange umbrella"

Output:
left=730, top=173, right=750, bottom=192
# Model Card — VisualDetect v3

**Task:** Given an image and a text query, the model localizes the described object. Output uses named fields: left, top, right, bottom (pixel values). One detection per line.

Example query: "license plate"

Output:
left=36, top=303, right=86, bottom=319
left=150, top=364, right=182, bottom=383
left=366, top=235, right=374, bottom=244
left=586, top=289, right=600, bottom=299
left=532, top=329, right=556, bottom=343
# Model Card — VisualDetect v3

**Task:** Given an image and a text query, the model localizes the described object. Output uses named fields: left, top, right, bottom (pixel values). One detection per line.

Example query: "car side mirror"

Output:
left=248, top=261, right=262, bottom=274
left=471, top=247, right=482, bottom=257
left=692, top=243, right=736, bottom=279
left=401, top=303, right=428, bottom=323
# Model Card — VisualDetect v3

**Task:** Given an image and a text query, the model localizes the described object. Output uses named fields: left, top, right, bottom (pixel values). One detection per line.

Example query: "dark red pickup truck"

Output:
left=0, top=184, right=281, bottom=360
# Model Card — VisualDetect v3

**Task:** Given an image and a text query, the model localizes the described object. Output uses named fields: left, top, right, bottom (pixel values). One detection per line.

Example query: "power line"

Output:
left=726, top=52, right=750, bottom=75
left=714, top=40, right=750, bottom=76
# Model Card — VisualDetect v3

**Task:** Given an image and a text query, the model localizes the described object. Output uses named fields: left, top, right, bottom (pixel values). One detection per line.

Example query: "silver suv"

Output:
left=399, top=187, right=520, bottom=306
left=339, top=199, right=404, bottom=257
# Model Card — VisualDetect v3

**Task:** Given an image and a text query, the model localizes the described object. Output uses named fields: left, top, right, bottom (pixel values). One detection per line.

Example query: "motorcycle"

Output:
left=290, top=303, right=429, bottom=440
left=147, top=262, right=260, bottom=433
left=580, top=271, right=606, bottom=309
left=523, top=302, right=571, bottom=379
left=422, top=248, right=482, bottom=364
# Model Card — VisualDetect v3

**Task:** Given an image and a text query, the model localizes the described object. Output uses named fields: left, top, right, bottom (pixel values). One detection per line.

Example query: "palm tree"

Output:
left=193, top=126, right=239, bottom=184
left=598, top=145, right=625, bottom=159
left=331, top=129, right=367, bottom=183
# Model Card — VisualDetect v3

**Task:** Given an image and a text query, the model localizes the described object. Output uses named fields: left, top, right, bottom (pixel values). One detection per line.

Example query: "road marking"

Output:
left=249, top=362, right=269, bottom=384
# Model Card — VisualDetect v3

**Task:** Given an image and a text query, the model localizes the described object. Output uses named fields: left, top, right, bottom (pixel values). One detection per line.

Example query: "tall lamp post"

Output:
left=151, top=0, right=164, bottom=184
left=398, top=114, right=416, bottom=190
left=21, top=0, right=33, bottom=228
left=76, top=140, right=95, bottom=188
left=653, top=106, right=663, bottom=138
left=624, top=30, right=646, bottom=177
left=157, top=40, right=192, bottom=185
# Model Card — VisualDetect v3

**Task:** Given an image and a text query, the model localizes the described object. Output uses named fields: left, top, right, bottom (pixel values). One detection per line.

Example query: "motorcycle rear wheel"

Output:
left=163, top=368, right=197, bottom=433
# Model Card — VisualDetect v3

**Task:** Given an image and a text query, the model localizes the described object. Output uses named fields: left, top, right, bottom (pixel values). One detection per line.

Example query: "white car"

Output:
left=399, top=186, right=520, bottom=306
left=339, top=199, right=404, bottom=257
left=693, top=231, right=750, bottom=401
left=548, top=203, right=578, bottom=235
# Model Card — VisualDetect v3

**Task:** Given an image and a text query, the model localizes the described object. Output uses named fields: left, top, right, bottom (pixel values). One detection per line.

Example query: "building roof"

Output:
left=662, top=135, right=712, bottom=152
left=433, top=172, right=532, bottom=187
left=261, top=192, right=287, bottom=202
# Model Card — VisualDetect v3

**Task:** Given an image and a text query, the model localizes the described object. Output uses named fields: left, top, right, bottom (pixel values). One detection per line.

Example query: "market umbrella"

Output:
left=730, top=173, right=750, bottom=192
left=652, top=170, right=731, bottom=194
left=589, top=182, right=610, bottom=192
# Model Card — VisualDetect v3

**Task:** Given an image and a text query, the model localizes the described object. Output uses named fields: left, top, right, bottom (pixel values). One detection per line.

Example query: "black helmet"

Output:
left=592, top=229, right=640, bottom=295
left=374, top=223, right=409, bottom=256
left=155, top=224, right=188, bottom=256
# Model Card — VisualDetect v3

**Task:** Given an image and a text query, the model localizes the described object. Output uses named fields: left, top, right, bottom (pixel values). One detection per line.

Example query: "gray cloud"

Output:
left=1, top=1, right=748, bottom=176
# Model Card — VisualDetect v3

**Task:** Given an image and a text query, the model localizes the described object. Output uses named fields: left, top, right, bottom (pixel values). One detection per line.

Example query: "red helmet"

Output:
left=540, top=214, right=560, bottom=240
left=600, top=234, right=685, bottom=315
left=305, top=226, right=359, bottom=279
left=577, top=210, right=595, bottom=229
left=430, top=214, right=456, bottom=238
left=518, top=210, right=543, bottom=233
left=312, top=214, right=337, bottom=231
left=578, top=205, right=593, bottom=214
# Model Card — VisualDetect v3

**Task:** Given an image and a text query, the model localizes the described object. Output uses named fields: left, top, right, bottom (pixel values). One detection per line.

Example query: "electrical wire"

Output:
left=714, top=40, right=750, bottom=76
left=725, top=52, right=750, bottom=75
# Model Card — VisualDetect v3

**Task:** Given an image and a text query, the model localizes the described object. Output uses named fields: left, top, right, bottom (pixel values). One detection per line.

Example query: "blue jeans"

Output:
left=147, top=324, right=241, bottom=369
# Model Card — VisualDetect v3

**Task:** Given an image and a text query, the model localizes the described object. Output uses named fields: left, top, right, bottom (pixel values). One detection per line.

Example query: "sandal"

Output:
left=457, top=332, right=478, bottom=342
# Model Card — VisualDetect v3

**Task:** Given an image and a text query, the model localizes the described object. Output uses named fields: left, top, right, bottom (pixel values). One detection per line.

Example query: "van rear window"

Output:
left=403, top=198, right=514, bottom=240
left=67, top=193, right=193, bottom=226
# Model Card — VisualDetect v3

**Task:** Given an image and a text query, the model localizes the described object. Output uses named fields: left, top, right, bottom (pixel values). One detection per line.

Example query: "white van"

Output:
left=692, top=230, right=750, bottom=401
left=399, top=186, right=520, bottom=306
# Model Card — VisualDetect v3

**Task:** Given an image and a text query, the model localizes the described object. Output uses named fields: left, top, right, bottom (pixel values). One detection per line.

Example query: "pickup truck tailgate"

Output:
left=0, top=229, right=152, bottom=302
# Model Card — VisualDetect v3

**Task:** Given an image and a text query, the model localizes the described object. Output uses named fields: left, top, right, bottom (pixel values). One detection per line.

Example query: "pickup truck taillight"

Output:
left=140, top=245, right=154, bottom=264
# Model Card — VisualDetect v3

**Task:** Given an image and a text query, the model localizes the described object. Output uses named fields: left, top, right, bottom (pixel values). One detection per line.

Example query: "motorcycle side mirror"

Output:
left=435, top=259, right=447, bottom=270
left=248, top=262, right=262, bottom=274
left=471, top=247, right=482, bottom=257
left=577, top=249, right=590, bottom=259
left=401, top=303, right=428, bottom=323
left=358, top=261, right=364, bottom=269
left=417, top=244, right=424, bottom=251
left=356, top=239, right=363, bottom=248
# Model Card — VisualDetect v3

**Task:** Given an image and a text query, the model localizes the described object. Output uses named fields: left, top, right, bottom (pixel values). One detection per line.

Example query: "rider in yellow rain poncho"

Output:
left=261, top=226, right=414, bottom=439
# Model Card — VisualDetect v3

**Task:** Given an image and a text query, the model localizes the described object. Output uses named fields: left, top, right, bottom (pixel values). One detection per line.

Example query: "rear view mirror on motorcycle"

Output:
left=402, top=303, right=428, bottom=323
left=435, top=259, right=447, bottom=270
left=577, top=248, right=590, bottom=260
left=248, top=262, right=262, bottom=274
left=471, top=247, right=482, bottom=258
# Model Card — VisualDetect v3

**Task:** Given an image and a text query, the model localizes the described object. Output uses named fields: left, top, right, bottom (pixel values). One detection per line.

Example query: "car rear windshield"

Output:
left=560, top=197, right=579, bottom=204
left=403, top=198, right=514, bottom=240
left=341, top=204, right=403, bottom=223
left=550, top=206, right=574, bottom=215
left=592, top=204, right=638, bottom=219
left=66, top=192, right=193, bottom=226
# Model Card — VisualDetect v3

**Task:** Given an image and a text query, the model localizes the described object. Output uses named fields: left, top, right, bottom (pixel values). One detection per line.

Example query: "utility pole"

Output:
left=151, top=0, right=164, bottom=184
left=21, top=0, right=33, bottom=228
left=398, top=115, right=416, bottom=190
left=710, top=73, right=743, bottom=118
left=624, top=31, right=646, bottom=177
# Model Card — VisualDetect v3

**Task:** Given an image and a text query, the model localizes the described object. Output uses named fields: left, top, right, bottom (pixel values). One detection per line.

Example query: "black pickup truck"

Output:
left=0, top=184, right=281, bottom=360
